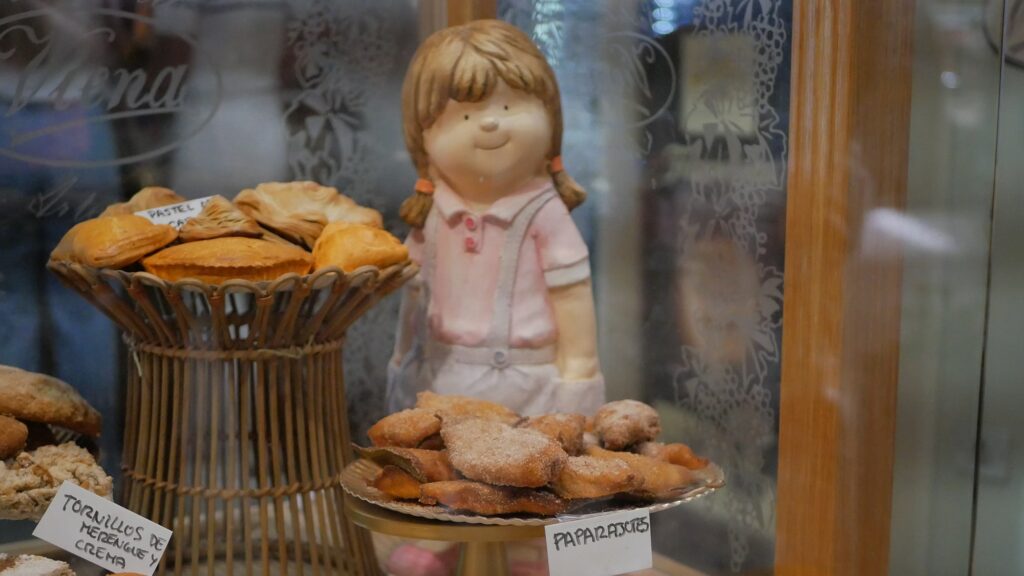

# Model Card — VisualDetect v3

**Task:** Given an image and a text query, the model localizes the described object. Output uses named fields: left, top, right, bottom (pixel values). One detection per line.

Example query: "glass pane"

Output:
left=888, top=0, right=1003, bottom=574
left=0, top=0, right=419, bottom=552
left=499, top=1, right=792, bottom=573
left=972, top=1, right=1024, bottom=574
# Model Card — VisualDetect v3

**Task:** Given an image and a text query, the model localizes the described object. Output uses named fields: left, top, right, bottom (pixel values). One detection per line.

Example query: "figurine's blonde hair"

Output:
left=399, top=19, right=586, bottom=228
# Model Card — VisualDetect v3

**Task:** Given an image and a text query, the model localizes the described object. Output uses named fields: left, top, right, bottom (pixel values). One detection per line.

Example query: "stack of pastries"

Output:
left=356, top=393, right=712, bottom=517
left=0, top=365, right=113, bottom=521
left=49, top=182, right=409, bottom=284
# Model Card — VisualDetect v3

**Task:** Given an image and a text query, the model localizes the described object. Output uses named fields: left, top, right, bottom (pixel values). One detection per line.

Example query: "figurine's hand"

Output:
left=559, top=355, right=600, bottom=382
left=552, top=373, right=605, bottom=415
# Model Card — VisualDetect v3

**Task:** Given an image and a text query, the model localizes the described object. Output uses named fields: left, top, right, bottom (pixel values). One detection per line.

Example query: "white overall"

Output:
left=387, top=190, right=604, bottom=416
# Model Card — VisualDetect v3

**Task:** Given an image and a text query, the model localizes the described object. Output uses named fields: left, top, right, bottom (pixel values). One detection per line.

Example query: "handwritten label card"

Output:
left=545, top=508, right=653, bottom=576
left=34, top=482, right=172, bottom=576
left=135, top=196, right=214, bottom=229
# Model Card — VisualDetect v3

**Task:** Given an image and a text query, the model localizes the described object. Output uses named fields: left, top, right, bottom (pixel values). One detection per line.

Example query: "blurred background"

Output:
left=0, top=0, right=1022, bottom=575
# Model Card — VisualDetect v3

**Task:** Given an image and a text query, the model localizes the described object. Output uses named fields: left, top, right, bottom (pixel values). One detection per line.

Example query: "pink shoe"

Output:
left=386, top=544, right=460, bottom=576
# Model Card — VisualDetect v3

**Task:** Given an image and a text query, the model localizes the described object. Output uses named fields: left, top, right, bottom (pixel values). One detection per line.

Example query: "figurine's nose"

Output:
left=479, top=117, right=499, bottom=132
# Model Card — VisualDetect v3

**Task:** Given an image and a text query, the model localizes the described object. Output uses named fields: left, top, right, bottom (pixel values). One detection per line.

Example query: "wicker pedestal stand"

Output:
left=49, top=261, right=416, bottom=576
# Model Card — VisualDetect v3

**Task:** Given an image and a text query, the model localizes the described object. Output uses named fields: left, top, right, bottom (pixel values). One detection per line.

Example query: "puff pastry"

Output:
left=0, top=365, right=102, bottom=437
left=235, top=181, right=382, bottom=248
left=313, top=222, right=409, bottom=272
left=518, top=413, right=587, bottom=455
left=142, top=237, right=312, bottom=284
left=415, top=391, right=521, bottom=426
left=550, top=455, right=641, bottom=500
left=368, top=408, right=442, bottom=448
left=593, top=400, right=661, bottom=450
left=0, top=553, right=75, bottom=575
left=354, top=446, right=458, bottom=483
left=585, top=446, right=697, bottom=499
left=373, top=465, right=422, bottom=500
left=51, top=214, right=177, bottom=269
left=419, top=480, right=567, bottom=516
left=179, top=195, right=262, bottom=242
left=100, top=186, right=185, bottom=217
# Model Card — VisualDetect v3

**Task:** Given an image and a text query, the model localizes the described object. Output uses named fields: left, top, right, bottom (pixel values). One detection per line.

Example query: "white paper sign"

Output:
left=33, top=482, right=173, bottom=575
left=135, top=196, right=214, bottom=229
left=545, top=509, right=653, bottom=576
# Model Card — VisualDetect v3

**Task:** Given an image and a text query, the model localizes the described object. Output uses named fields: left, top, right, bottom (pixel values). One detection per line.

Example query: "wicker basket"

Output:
left=48, top=260, right=417, bottom=576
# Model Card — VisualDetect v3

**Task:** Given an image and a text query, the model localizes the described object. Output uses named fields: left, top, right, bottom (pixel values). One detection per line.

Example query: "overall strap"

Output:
left=484, top=189, right=557, bottom=350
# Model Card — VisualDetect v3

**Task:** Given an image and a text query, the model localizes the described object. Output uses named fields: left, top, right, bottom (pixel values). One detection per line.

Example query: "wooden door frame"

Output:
left=776, top=1, right=915, bottom=574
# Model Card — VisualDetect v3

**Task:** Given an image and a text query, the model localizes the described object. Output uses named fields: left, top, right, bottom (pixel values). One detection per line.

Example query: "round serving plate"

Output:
left=340, top=458, right=725, bottom=527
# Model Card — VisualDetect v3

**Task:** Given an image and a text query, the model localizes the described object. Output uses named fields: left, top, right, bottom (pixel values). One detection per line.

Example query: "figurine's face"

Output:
left=424, top=80, right=552, bottom=191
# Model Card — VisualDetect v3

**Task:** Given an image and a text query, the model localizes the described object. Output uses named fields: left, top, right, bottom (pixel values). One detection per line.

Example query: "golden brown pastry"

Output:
left=368, top=408, right=442, bottom=448
left=518, top=413, right=587, bottom=455
left=585, top=446, right=697, bottom=500
left=313, top=222, right=409, bottom=272
left=99, top=186, right=185, bottom=217
left=142, top=237, right=312, bottom=284
left=0, top=416, right=28, bottom=460
left=635, top=441, right=708, bottom=470
left=51, top=214, right=177, bottom=269
left=415, top=391, right=521, bottom=426
left=420, top=480, right=567, bottom=516
left=235, top=181, right=382, bottom=248
left=354, top=446, right=458, bottom=483
left=593, top=400, right=661, bottom=450
left=0, top=443, right=113, bottom=521
left=372, top=465, right=422, bottom=500
left=441, top=419, right=567, bottom=488
left=0, top=366, right=101, bottom=437
left=549, top=455, right=641, bottom=500
left=178, top=195, right=262, bottom=242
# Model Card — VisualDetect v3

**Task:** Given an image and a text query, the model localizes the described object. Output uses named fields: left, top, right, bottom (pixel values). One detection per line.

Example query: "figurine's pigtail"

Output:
left=548, top=156, right=586, bottom=211
left=399, top=178, right=434, bottom=228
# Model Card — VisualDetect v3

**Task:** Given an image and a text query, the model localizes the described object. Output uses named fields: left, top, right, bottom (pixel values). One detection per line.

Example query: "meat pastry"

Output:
left=419, top=480, right=567, bottom=516
left=550, top=455, right=641, bottom=500
left=585, top=446, right=697, bottom=500
left=592, top=400, right=661, bottom=450
left=441, top=419, right=567, bottom=488
left=373, top=465, right=422, bottom=500
left=0, top=443, right=113, bottom=521
left=313, top=222, right=409, bottom=272
left=235, top=181, right=382, bottom=248
left=518, top=413, right=587, bottom=455
left=354, top=446, right=458, bottom=483
left=635, top=441, right=708, bottom=470
left=178, top=195, right=262, bottom=242
left=368, top=408, right=442, bottom=448
left=99, top=186, right=185, bottom=217
left=0, top=365, right=101, bottom=437
left=142, top=237, right=312, bottom=284
left=51, top=214, right=177, bottom=269
left=415, top=391, right=521, bottom=426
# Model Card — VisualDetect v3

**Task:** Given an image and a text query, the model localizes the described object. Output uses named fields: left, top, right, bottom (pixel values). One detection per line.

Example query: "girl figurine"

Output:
left=389, top=19, right=605, bottom=418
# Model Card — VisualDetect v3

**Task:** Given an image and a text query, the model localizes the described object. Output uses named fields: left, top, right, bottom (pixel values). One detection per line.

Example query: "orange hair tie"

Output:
left=549, top=156, right=564, bottom=174
left=414, top=178, right=435, bottom=194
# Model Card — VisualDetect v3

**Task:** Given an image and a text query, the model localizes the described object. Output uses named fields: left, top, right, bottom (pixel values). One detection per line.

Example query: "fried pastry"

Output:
left=593, top=400, right=661, bottom=450
left=313, top=222, right=409, bottom=272
left=0, top=442, right=113, bottom=521
left=585, top=446, right=697, bottom=499
left=179, top=195, right=262, bottom=242
left=0, top=553, right=75, bottom=575
left=99, top=186, right=185, bottom=217
left=0, top=416, right=27, bottom=460
left=235, top=181, right=382, bottom=248
left=441, top=419, right=567, bottom=488
left=518, top=413, right=587, bottom=455
left=550, top=455, right=641, bottom=500
left=373, top=465, right=422, bottom=500
left=142, top=237, right=313, bottom=284
left=354, top=446, right=458, bottom=483
left=0, top=366, right=101, bottom=437
left=368, top=408, right=442, bottom=448
left=419, top=480, right=567, bottom=516
left=51, top=214, right=177, bottom=269
left=635, top=441, right=708, bottom=470
left=415, top=391, right=521, bottom=425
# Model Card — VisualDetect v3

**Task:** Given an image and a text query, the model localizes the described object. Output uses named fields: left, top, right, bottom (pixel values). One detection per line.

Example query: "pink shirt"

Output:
left=407, top=179, right=591, bottom=349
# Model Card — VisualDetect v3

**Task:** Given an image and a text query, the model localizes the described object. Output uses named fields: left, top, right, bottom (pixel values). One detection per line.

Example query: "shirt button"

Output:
left=465, top=237, right=477, bottom=251
left=465, top=217, right=477, bottom=231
